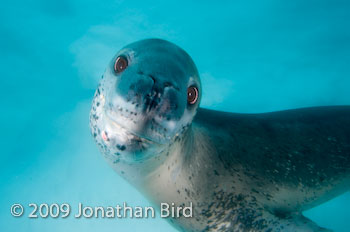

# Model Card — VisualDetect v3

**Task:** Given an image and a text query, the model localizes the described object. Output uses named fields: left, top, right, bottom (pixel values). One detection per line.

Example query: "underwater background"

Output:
left=1, top=0, right=350, bottom=231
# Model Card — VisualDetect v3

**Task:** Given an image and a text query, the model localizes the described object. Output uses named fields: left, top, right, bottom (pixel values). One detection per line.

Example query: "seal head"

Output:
left=90, top=39, right=201, bottom=161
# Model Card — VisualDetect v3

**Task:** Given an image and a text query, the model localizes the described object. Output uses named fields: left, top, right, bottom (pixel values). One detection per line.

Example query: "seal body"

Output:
left=90, top=39, right=350, bottom=232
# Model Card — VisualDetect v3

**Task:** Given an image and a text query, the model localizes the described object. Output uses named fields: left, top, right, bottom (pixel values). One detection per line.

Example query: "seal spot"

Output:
left=116, top=144, right=126, bottom=151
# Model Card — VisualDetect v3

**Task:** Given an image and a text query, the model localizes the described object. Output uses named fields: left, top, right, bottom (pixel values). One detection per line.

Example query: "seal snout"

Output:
left=117, top=71, right=181, bottom=118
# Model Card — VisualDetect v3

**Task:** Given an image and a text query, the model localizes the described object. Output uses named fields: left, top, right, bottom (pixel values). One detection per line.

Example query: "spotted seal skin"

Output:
left=89, top=39, right=350, bottom=232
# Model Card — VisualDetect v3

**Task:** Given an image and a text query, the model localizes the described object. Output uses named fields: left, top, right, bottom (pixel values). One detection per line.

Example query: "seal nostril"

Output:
left=149, top=74, right=156, bottom=84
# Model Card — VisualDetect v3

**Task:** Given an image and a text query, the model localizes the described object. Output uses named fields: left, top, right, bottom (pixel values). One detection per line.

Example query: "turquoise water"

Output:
left=1, top=0, right=350, bottom=231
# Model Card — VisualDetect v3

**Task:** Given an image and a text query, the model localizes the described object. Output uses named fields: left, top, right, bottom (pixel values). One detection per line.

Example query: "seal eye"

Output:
left=114, top=56, right=128, bottom=73
left=187, top=86, right=198, bottom=105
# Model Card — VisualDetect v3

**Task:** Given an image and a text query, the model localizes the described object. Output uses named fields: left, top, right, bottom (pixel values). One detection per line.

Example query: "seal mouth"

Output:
left=103, top=111, right=162, bottom=145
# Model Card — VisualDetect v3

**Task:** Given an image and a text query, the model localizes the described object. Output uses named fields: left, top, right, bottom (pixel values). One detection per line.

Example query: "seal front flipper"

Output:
left=221, top=208, right=332, bottom=232
left=262, top=211, right=332, bottom=232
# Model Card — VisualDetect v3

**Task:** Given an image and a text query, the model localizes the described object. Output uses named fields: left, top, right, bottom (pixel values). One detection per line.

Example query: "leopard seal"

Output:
left=89, top=38, right=350, bottom=231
